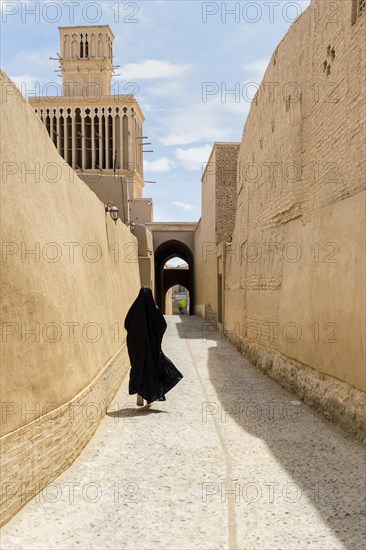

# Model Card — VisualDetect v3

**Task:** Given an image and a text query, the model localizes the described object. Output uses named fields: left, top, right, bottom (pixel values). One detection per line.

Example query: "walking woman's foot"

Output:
left=136, top=394, right=144, bottom=407
left=146, top=401, right=152, bottom=408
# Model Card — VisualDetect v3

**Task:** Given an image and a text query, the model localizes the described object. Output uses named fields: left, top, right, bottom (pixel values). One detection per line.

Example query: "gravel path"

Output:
left=1, top=315, right=365, bottom=550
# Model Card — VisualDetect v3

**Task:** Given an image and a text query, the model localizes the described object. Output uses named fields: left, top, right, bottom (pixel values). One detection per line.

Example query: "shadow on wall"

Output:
left=174, top=316, right=365, bottom=550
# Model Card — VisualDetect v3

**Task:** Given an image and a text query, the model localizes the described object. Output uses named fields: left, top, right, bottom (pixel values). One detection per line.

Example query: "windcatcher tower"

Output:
left=60, top=26, right=114, bottom=97
left=29, top=25, right=151, bottom=222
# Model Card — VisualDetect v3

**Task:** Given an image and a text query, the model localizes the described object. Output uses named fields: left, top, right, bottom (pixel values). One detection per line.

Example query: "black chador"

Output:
left=124, top=287, right=183, bottom=404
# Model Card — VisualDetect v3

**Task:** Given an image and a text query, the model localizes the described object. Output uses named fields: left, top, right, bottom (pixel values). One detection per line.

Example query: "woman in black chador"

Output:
left=124, top=287, right=183, bottom=407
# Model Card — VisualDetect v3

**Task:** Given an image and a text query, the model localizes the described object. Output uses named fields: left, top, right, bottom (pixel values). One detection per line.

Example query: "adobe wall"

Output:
left=0, top=71, right=141, bottom=524
left=79, top=173, right=132, bottom=225
left=215, top=144, right=240, bottom=244
left=194, top=147, right=217, bottom=323
left=224, top=0, right=365, bottom=439
left=133, top=225, right=155, bottom=290
left=194, top=144, right=240, bottom=324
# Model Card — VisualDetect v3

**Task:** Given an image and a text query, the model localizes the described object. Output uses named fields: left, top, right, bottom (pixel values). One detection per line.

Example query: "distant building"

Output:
left=163, top=261, right=190, bottom=314
left=28, top=25, right=153, bottom=225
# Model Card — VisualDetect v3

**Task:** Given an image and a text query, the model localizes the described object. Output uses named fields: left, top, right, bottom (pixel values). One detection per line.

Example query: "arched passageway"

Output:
left=154, top=240, right=194, bottom=314
left=165, top=285, right=190, bottom=315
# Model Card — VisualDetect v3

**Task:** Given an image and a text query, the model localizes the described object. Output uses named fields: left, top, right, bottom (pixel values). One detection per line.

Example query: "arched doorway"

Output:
left=155, top=241, right=194, bottom=314
left=165, top=284, right=190, bottom=315
left=164, top=257, right=190, bottom=315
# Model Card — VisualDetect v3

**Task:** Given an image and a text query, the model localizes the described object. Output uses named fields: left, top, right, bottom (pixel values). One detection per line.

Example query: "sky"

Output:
left=1, top=0, right=311, bottom=222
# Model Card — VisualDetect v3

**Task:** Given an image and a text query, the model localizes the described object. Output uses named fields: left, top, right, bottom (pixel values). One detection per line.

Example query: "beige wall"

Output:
left=165, top=287, right=174, bottom=315
left=194, top=144, right=240, bottom=324
left=1, top=70, right=141, bottom=434
left=278, top=193, right=365, bottom=389
left=132, top=224, right=154, bottom=291
left=225, top=0, right=365, bottom=392
left=80, top=172, right=132, bottom=224
left=146, top=223, right=196, bottom=255
left=131, top=198, right=154, bottom=224
left=0, top=70, right=141, bottom=523
left=165, top=285, right=180, bottom=315
left=194, top=146, right=217, bottom=321
left=194, top=2, right=365, bottom=439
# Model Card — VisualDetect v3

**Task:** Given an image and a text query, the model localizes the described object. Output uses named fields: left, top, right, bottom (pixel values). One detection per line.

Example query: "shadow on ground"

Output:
left=173, top=315, right=366, bottom=549
left=106, top=408, right=169, bottom=418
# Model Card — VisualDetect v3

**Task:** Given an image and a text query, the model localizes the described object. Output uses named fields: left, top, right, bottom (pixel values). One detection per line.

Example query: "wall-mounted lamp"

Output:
left=148, top=248, right=153, bottom=256
left=105, top=201, right=119, bottom=224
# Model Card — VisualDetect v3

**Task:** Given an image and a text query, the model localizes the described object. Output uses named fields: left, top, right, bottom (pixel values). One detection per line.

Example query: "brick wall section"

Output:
left=215, top=144, right=240, bottom=244
left=234, top=0, right=365, bottom=238
left=224, top=0, right=366, bottom=439
left=0, top=345, right=130, bottom=527
left=225, top=331, right=366, bottom=442
left=205, top=303, right=218, bottom=329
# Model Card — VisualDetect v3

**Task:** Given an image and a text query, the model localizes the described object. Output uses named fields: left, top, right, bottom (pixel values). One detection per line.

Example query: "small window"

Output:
left=85, top=34, right=89, bottom=58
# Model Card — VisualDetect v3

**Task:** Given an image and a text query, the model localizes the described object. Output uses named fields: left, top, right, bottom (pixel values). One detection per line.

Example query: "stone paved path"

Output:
left=1, top=316, right=365, bottom=550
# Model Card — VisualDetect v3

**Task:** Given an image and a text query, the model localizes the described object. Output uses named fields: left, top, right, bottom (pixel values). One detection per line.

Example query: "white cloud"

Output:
left=146, top=79, right=188, bottom=98
left=242, top=58, right=270, bottom=79
left=13, top=48, right=53, bottom=65
left=137, top=97, right=155, bottom=113
left=176, top=145, right=212, bottom=172
left=9, top=48, right=60, bottom=98
left=144, top=157, right=175, bottom=173
left=160, top=97, right=247, bottom=146
left=120, top=59, right=193, bottom=80
left=206, top=92, right=251, bottom=115
left=160, top=105, right=231, bottom=146
left=173, top=201, right=197, bottom=212
left=9, top=74, right=57, bottom=99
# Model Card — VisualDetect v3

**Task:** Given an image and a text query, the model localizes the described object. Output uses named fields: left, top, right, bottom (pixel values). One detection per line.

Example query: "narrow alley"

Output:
left=1, top=316, right=364, bottom=550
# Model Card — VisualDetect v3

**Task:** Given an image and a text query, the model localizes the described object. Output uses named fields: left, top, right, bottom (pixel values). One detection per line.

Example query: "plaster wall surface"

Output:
left=194, top=144, right=240, bottom=324
left=226, top=0, right=365, bottom=390
left=194, top=148, right=217, bottom=321
left=79, top=173, right=132, bottom=224
left=0, top=71, right=141, bottom=523
left=195, top=1, right=365, bottom=438
left=130, top=225, right=154, bottom=290
left=146, top=223, right=196, bottom=256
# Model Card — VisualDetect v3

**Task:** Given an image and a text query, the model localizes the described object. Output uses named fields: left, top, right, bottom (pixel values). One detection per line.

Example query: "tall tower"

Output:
left=59, top=26, right=114, bottom=98
left=29, top=25, right=152, bottom=223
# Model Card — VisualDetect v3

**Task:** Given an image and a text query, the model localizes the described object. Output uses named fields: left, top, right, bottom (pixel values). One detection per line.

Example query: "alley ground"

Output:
left=1, top=316, right=365, bottom=550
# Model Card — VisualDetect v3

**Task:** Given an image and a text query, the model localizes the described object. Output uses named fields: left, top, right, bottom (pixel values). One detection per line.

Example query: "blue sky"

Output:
left=1, top=0, right=310, bottom=221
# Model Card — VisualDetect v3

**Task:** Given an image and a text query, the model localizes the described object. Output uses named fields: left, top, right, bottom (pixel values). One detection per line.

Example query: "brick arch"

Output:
left=154, top=240, right=194, bottom=315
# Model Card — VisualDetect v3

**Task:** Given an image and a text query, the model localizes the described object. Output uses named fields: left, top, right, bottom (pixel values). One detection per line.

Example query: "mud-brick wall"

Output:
left=0, top=71, right=141, bottom=525
left=215, top=144, right=240, bottom=244
left=194, top=143, right=240, bottom=325
left=224, top=1, right=365, bottom=439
